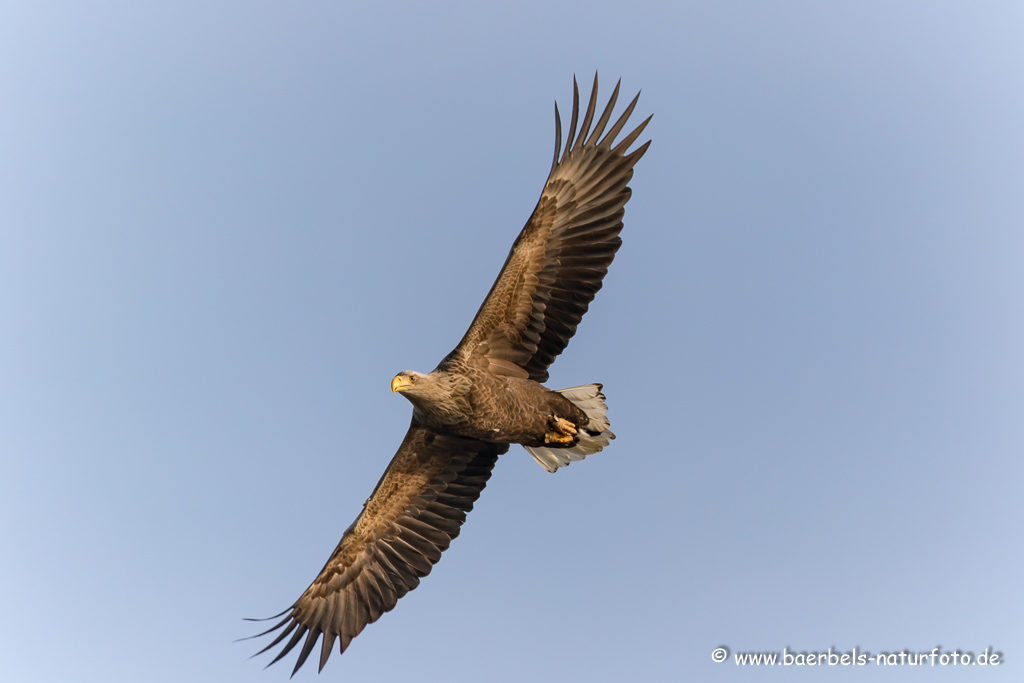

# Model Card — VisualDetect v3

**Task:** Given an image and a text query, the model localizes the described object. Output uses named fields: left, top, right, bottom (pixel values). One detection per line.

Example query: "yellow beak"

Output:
left=391, top=375, right=413, bottom=393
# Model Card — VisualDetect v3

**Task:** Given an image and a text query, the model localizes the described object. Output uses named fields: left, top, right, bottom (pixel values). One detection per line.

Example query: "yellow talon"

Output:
left=553, top=416, right=577, bottom=434
left=545, top=416, right=578, bottom=443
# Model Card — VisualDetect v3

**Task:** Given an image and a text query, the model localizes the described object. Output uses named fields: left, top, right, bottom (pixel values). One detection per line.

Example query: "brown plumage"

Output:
left=247, top=74, right=650, bottom=675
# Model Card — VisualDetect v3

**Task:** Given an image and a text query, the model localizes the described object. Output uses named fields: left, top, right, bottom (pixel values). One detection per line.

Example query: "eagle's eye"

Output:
left=409, top=375, right=417, bottom=383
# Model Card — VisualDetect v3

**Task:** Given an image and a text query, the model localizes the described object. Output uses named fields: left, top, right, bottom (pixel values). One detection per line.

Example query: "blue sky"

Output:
left=2, top=2, right=1022, bottom=681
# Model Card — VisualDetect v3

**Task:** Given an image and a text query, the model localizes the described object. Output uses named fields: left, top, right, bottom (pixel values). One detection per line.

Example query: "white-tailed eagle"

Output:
left=248, top=74, right=650, bottom=675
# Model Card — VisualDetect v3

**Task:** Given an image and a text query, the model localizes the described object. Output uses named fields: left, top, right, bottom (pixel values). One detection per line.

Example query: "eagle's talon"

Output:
left=550, top=415, right=578, bottom=435
left=544, top=431, right=575, bottom=444
left=544, top=416, right=578, bottom=443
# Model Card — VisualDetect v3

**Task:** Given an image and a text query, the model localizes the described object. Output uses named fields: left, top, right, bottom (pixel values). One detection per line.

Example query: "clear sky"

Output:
left=2, top=2, right=1022, bottom=681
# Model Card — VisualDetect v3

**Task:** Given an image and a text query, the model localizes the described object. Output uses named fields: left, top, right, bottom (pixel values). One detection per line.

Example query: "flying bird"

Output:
left=249, top=74, right=650, bottom=675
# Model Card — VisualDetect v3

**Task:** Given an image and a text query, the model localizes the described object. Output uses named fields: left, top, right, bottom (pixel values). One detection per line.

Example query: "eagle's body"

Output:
left=392, top=367, right=589, bottom=448
left=250, top=75, right=650, bottom=675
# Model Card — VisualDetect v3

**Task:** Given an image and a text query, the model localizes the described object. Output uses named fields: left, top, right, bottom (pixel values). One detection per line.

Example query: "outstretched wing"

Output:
left=443, top=74, right=651, bottom=383
left=249, top=426, right=507, bottom=675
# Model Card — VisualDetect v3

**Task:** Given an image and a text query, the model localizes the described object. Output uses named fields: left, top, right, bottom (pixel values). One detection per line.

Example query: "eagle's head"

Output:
left=391, top=370, right=426, bottom=396
left=391, top=370, right=465, bottom=416
left=391, top=369, right=450, bottom=403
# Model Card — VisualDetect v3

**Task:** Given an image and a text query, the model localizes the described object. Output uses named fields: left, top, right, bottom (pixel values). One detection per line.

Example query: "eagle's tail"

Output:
left=524, top=384, right=615, bottom=473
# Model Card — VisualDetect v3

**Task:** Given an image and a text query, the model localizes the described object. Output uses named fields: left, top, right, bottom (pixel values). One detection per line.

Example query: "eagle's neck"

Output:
left=407, top=370, right=472, bottom=427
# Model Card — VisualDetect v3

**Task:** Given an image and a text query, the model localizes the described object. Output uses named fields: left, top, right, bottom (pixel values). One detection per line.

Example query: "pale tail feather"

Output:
left=524, top=384, right=615, bottom=473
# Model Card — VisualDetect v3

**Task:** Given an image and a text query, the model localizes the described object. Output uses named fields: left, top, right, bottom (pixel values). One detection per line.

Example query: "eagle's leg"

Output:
left=544, top=416, right=577, bottom=445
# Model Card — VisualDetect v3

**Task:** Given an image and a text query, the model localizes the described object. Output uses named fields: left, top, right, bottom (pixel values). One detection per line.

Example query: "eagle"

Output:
left=248, top=75, right=650, bottom=675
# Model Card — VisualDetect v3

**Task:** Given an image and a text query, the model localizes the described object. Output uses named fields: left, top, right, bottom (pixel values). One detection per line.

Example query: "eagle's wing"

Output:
left=443, top=75, right=651, bottom=383
left=249, top=426, right=507, bottom=675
